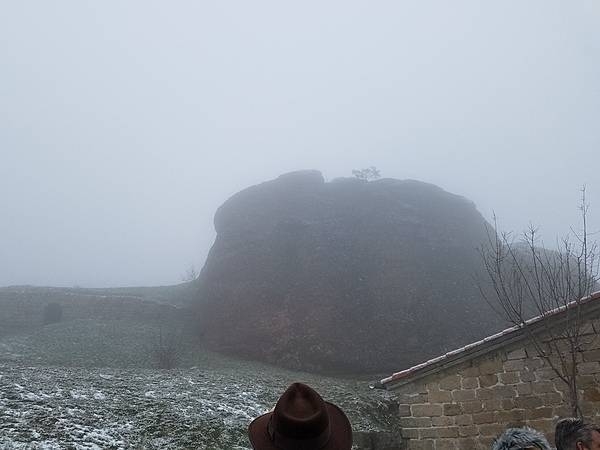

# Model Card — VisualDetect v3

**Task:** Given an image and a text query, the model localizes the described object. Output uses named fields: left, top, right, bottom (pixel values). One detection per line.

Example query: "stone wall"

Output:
left=390, top=318, right=600, bottom=450
left=0, top=289, right=186, bottom=335
left=353, top=431, right=406, bottom=450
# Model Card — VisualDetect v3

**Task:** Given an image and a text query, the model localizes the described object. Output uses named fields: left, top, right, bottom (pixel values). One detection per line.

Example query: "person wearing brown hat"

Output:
left=248, top=382, right=352, bottom=450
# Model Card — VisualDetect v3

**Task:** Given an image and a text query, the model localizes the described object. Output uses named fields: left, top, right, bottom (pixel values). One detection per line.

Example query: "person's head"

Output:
left=248, top=382, right=352, bottom=450
left=555, top=418, right=600, bottom=450
left=492, top=427, right=551, bottom=450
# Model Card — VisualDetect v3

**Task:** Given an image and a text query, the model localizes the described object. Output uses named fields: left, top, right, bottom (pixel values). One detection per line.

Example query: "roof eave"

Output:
left=381, top=291, right=600, bottom=389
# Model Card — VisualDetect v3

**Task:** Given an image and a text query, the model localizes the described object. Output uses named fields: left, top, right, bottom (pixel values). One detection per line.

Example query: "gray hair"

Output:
left=492, top=427, right=551, bottom=450
left=555, top=418, right=599, bottom=450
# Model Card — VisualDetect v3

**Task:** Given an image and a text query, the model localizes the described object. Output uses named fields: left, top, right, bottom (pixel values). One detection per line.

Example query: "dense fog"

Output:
left=1, top=1, right=599, bottom=287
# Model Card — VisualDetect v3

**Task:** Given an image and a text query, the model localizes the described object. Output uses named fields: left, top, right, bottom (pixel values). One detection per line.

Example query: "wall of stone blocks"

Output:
left=0, top=291, right=184, bottom=335
left=391, top=319, right=600, bottom=450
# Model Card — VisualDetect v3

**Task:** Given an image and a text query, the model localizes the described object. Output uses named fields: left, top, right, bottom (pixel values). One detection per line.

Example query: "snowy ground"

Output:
left=0, top=350, right=399, bottom=449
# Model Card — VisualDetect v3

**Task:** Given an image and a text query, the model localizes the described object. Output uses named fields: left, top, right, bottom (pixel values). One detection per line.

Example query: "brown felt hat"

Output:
left=248, top=382, right=352, bottom=450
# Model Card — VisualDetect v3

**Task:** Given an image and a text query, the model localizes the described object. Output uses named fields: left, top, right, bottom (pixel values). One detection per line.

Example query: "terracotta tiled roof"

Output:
left=380, top=291, right=600, bottom=388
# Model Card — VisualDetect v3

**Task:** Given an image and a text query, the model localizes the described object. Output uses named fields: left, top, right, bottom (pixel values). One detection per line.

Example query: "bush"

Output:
left=151, top=327, right=181, bottom=369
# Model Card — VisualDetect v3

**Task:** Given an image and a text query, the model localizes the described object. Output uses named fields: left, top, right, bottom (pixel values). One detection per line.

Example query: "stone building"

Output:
left=380, top=291, right=600, bottom=450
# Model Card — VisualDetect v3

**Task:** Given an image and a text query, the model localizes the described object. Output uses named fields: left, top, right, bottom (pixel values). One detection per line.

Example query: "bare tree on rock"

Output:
left=352, top=166, right=381, bottom=181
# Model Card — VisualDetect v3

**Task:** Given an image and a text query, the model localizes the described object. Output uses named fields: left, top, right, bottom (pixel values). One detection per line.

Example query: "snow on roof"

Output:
left=380, top=291, right=600, bottom=388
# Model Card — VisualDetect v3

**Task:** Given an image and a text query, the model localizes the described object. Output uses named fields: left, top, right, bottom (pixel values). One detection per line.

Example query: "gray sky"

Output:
left=1, top=1, right=599, bottom=287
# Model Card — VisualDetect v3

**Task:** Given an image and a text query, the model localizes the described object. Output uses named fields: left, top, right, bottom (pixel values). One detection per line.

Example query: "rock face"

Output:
left=196, top=170, right=496, bottom=374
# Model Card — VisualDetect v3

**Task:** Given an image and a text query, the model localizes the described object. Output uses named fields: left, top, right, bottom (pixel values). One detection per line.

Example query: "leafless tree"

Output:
left=181, top=264, right=198, bottom=282
left=352, top=166, right=381, bottom=181
left=150, top=325, right=182, bottom=369
left=478, top=187, right=599, bottom=416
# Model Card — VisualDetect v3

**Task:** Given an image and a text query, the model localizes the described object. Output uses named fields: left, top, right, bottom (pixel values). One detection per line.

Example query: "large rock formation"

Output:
left=196, top=170, right=496, bottom=374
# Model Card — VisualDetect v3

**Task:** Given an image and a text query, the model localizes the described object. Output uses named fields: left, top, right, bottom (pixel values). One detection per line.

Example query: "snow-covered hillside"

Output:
left=0, top=359, right=399, bottom=449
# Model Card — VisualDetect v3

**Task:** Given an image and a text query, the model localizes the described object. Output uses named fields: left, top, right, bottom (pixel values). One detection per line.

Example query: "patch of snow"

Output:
left=70, top=390, right=88, bottom=399
left=21, top=392, right=43, bottom=401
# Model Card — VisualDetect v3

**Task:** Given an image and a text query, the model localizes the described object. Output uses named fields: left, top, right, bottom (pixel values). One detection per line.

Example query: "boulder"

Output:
left=195, top=170, right=495, bottom=374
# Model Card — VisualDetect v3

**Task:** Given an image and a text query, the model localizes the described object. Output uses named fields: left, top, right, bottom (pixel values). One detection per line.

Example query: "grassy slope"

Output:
left=0, top=319, right=400, bottom=449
